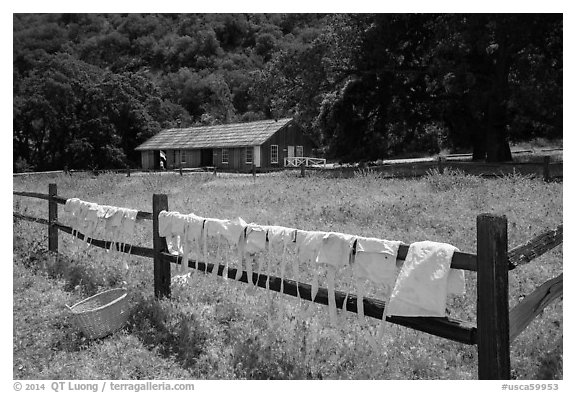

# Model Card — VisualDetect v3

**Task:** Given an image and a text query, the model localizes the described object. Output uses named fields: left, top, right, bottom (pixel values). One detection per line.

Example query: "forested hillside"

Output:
left=13, top=14, right=562, bottom=171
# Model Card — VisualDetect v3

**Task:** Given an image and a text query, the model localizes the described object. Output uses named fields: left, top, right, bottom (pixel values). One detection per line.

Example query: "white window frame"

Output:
left=222, top=148, right=229, bottom=164
left=270, top=145, right=279, bottom=164
left=245, top=147, right=253, bottom=164
left=296, top=145, right=304, bottom=157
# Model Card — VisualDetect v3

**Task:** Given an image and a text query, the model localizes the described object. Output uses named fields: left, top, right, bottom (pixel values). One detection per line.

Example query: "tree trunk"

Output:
left=485, top=101, right=513, bottom=162
left=485, top=18, right=513, bottom=163
left=472, top=123, right=487, bottom=161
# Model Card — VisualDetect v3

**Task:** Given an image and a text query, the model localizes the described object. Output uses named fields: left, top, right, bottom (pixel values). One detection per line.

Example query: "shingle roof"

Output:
left=135, top=118, right=293, bottom=150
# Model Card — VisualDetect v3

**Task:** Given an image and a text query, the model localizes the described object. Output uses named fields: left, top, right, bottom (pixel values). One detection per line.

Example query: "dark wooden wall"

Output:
left=260, top=122, right=315, bottom=168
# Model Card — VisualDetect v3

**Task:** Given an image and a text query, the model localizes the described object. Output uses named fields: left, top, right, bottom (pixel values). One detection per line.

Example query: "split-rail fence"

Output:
left=13, top=183, right=563, bottom=380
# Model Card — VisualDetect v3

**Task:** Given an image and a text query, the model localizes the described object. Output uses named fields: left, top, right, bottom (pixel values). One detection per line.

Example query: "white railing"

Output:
left=284, top=157, right=326, bottom=168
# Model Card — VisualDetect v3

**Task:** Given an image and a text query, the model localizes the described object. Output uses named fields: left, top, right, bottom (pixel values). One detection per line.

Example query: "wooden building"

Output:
left=135, top=118, right=317, bottom=171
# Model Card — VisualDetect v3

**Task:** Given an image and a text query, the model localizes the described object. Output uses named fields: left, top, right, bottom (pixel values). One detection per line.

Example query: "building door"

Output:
left=200, top=149, right=213, bottom=167
left=287, top=146, right=295, bottom=158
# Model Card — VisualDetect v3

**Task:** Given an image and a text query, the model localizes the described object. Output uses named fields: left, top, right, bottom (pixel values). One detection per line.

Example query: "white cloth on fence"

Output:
left=245, top=223, right=267, bottom=254
left=64, top=198, right=138, bottom=272
left=447, top=269, right=466, bottom=295
left=296, top=230, right=326, bottom=302
left=386, top=241, right=464, bottom=317
left=205, top=217, right=247, bottom=277
left=64, top=198, right=100, bottom=243
left=166, top=211, right=187, bottom=255
left=184, top=213, right=206, bottom=272
left=317, top=232, right=355, bottom=268
left=352, top=236, right=402, bottom=324
left=315, top=232, right=356, bottom=326
left=205, top=217, right=246, bottom=246
left=243, top=223, right=267, bottom=284
left=262, top=225, right=297, bottom=293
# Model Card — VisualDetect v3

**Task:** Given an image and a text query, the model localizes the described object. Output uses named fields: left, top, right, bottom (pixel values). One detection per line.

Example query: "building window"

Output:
left=246, top=147, right=253, bottom=164
left=222, top=148, right=229, bottom=164
left=271, top=145, right=279, bottom=164
left=296, top=145, right=304, bottom=157
left=181, top=150, right=186, bottom=164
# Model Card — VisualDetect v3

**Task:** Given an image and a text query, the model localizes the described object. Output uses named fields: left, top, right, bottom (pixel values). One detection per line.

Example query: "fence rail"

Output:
left=321, top=156, right=562, bottom=181
left=284, top=157, right=327, bottom=168
left=13, top=155, right=562, bottom=181
left=13, top=184, right=563, bottom=379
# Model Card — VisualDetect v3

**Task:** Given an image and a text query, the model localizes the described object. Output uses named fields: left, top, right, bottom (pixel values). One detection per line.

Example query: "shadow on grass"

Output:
left=125, top=293, right=208, bottom=370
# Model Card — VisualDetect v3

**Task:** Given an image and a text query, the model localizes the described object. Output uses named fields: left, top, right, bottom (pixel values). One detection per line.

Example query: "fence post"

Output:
left=252, top=163, right=256, bottom=178
left=153, top=194, right=171, bottom=299
left=300, top=161, right=306, bottom=177
left=213, top=166, right=217, bottom=177
left=127, top=167, right=131, bottom=177
left=476, top=214, right=510, bottom=380
left=48, top=183, right=58, bottom=253
left=543, top=155, right=551, bottom=182
left=438, top=156, right=445, bottom=174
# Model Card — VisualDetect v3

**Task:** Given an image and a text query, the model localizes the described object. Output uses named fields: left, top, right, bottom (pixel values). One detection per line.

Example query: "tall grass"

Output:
left=13, top=170, right=563, bottom=379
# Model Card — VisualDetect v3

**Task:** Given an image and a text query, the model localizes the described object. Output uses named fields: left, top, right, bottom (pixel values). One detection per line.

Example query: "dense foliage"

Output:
left=13, top=13, right=562, bottom=171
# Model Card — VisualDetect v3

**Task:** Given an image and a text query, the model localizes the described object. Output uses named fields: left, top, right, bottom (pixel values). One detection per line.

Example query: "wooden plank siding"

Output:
left=141, top=151, right=155, bottom=170
left=162, top=149, right=202, bottom=169
left=213, top=147, right=254, bottom=172
left=260, top=122, right=315, bottom=168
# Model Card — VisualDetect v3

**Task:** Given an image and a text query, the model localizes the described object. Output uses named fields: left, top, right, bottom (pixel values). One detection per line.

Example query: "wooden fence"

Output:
left=13, top=154, right=562, bottom=181
left=319, top=155, right=562, bottom=180
left=13, top=184, right=563, bottom=380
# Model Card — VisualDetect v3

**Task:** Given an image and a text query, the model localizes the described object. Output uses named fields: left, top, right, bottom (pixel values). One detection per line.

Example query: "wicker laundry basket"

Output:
left=67, top=288, right=131, bottom=339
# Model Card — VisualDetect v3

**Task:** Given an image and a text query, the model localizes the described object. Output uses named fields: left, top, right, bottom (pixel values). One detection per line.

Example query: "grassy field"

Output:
left=12, top=169, right=563, bottom=380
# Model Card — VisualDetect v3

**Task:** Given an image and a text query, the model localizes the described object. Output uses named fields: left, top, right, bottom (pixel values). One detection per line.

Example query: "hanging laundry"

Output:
left=118, top=207, right=138, bottom=271
left=353, top=237, right=402, bottom=296
left=76, top=200, right=100, bottom=245
left=64, top=198, right=82, bottom=247
left=64, top=199, right=139, bottom=274
left=244, top=224, right=267, bottom=285
left=317, top=232, right=355, bottom=268
left=158, top=211, right=186, bottom=255
left=447, top=269, right=466, bottom=295
left=245, top=224, right=267, bottom=254
left=184, top=213, right=205, bottom=273
left=262, top=225, right=297, bottom=295
left=386, top=241, right=464, bottom=317
left=206, top=217, right=246, bottom=277
left=315, top=232, right=356, bottom=326
left=205, top=217, right=246, bottom=246
left=296, top=230, right=326, bottom=301
left=352, top=236, right=402, bottom=327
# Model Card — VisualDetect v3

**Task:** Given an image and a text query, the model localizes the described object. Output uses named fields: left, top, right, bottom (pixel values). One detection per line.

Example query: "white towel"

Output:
left=386, top=241, right=461, bottom=317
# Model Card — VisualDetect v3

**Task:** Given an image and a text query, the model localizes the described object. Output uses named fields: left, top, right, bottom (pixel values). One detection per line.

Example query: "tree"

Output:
left=273, top=13, right=562, bottom=162
left=428, top=14, right=562, bottom=161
